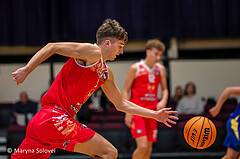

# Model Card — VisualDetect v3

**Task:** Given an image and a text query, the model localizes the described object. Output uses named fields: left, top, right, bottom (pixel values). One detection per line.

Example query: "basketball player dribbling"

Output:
left=11, top=19, right=178, bottom=159
left=123, top=39, right=168, bottom=159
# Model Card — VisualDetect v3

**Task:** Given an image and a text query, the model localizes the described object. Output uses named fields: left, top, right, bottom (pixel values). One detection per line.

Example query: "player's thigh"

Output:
left=222, top=147, right=239, bottom=159
left=74, top=132, right=117, bottom=157
left=131, top=116, right=147, bottom=138
left=237, top=154, right=240, bottom=159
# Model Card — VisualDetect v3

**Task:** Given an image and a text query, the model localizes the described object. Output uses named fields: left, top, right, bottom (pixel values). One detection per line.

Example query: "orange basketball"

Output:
left=183, top=116, right=216, bottom=149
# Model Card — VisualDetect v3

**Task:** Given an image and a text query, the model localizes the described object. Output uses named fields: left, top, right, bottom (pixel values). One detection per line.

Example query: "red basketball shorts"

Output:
left=11, top=105, right=95, bottom=159
left=130, top=115, right=158, bottom=142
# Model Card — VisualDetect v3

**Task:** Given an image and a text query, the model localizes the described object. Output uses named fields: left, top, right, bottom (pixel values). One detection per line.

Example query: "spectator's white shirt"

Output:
left=176, top=95, right=205, bottom=115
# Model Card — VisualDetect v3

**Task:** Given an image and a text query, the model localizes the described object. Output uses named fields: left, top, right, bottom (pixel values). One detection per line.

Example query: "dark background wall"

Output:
left=1, top=0, right=240, bottom=46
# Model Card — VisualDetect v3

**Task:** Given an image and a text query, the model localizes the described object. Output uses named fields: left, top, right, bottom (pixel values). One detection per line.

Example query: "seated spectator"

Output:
left=176, top=82, right=205, bottom=115
left=13, top=91, right=37, bottom=126
left=168, top=85, right=184, bottom=110
left=75, top=88, right=110, bottom=123
left=89, top=88, right=109, bottom=111
left=75, top=98, right=92, bottom=123
left=171, top=85, right=184, bottom=105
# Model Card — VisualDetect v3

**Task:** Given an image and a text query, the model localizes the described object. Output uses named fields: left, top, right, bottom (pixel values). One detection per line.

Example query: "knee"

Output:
left=137, top=145, right=148, bottom=153
left=95, top=148, right=117, bottom=159
left=100, top=146, right=117, bottom=159
left=147, top=147, right=153, bottom=153
left=107, top=146, right=118, bottom=159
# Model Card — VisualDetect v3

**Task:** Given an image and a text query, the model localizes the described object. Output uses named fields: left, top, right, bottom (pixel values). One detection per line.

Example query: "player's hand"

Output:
left=124, top=113, right=133, bottom=127
left=155, top=107, right=178, bottom=128
left=12, top=67, right=29, bottom=85
left=209, top=106, right=220, bottom=117
left=156, top=101, right=166, bottom=110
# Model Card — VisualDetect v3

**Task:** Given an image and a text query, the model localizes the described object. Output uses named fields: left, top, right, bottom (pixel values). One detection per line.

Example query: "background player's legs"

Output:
left=132, top=136, right=148, bottom=159
left=144, top=141, right=153, bottom=159
left=144, top=118, right=156, bottom=159
left=74, top=133, right=118, bottom=159
left=222, top=147, right=239, bottom=159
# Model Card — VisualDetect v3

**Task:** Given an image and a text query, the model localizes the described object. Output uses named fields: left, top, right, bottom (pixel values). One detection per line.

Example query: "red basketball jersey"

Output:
left=41, top=56, right=108, bottom=117
left=130, top=60, right=162, bottom=110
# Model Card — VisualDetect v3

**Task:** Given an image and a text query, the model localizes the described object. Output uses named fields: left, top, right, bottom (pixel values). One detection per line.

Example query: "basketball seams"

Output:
left=209, top=119, right=217, bottom=147
left=205, top=119, right=213, bottom=148
left=196, top=117, right=205, bottom=148
left=186, top=116, right=202, bottom=145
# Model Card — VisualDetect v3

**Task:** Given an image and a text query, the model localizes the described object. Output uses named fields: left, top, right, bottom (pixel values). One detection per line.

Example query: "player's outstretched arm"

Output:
left=209, top=86, right=240, bottom=117
left=101, top=67, right=178, bottom=127
left=12, top=42, right=100, bottom=85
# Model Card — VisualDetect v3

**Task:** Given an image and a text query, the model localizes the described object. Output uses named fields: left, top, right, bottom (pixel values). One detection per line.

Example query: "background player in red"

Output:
left=11, top=19, right=178, bottom=159
left=123, top=39, right=168, bottom=159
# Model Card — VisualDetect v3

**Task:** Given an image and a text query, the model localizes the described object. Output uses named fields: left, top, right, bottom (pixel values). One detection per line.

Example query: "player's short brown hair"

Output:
left=145, top=39, right=165, bottom=52
left=96, top=19, right=128, bottom=45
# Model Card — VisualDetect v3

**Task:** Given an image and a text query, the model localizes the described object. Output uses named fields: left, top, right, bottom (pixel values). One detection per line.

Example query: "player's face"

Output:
left=108, top=40, right=125, bottom=61
left=147, top=48, right=163, bottom=64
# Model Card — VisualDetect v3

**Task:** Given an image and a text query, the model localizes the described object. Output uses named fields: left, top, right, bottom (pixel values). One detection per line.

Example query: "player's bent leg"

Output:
left=222, top=147, right=239, bottom=159
left=74, top=133, right=118, bottom=159
left=132, top=136, right=148, bottom=159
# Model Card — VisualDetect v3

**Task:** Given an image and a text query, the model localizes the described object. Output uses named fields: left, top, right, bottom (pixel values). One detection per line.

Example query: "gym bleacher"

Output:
left=1, top=98, right=237, bottom=159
